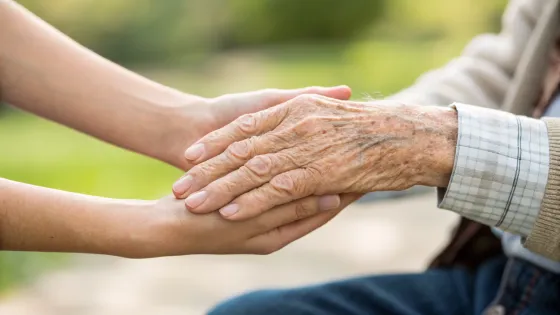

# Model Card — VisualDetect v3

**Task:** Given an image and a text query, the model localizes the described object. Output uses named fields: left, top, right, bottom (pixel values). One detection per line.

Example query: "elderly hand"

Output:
left=173, top=95, right=457, bottom=220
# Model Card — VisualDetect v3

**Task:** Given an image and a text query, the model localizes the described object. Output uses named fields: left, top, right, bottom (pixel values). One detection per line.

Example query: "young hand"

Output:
left=131, top=193, right=358, bottom=257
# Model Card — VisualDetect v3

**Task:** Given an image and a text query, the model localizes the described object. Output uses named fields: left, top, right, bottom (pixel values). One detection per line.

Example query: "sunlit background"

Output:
left=0, top=0, right=507, bottom=314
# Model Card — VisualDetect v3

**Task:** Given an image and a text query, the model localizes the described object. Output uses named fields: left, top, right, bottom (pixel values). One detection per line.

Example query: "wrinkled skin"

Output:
left=173, top=95, right=458, bottom=220
left=168, top=86, right=352, bottom=170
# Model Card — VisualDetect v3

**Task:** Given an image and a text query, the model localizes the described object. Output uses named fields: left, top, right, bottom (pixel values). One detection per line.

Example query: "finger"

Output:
left=183, top=104, right=288, bottom=165
left=243, top=193, right=360, bottom=254
left=245, top=210, right=340, bottom=254
left=183, top=86, right=351, bottom=166
left=245, top=194, right=341, bottom=236
left=173, top=128, right=297, bottom=199
left=219, top=168, right=319, bottom=220
left=182, top=152, right=300, bottom=213
left=174, top=136, right=268, bottom=199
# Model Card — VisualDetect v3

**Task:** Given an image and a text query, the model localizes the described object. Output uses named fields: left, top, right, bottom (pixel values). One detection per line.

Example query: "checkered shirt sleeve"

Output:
left=437, top=103, right=550, bottom=237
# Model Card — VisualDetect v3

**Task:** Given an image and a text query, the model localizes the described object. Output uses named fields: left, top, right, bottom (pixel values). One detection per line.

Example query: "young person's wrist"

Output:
left=144, top=96, right=212, bottom=170
left=90, top=198, right=178, bottom=259
left=115, top=197, right=198, bottom=258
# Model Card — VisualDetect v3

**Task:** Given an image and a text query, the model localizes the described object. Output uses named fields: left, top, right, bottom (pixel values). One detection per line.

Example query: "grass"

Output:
left=0, top=38, right=466, bottom=292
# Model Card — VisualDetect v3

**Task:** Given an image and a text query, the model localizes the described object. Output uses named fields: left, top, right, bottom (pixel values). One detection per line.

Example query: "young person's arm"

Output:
left=0, top=0, right=201, bottom=169
left=0, top=178, right=346, bottom=257
left=0, top=1, right=350, bottom=170
left=0, top=1, right=354, bottom=256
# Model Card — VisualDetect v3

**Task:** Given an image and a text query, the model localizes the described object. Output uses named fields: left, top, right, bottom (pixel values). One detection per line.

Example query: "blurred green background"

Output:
left=0, top=0, right=507, bottom=292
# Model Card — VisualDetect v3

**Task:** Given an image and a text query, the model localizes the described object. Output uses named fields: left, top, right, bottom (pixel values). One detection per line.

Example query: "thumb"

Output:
left=264, top=85, right=352, bottom=107
left=207, top=86, right=352, bottom=131
left=222, top=85, right=352, bottom=114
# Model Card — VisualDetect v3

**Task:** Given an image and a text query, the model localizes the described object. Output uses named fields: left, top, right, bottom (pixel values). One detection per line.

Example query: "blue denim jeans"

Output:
left=208, top=256, right=560, bottom=315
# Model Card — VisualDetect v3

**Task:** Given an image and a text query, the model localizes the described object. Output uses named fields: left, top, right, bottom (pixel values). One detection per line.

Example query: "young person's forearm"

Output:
left=0, top=1, right=200, bottom=168
left=0, top=178, right=348, bottom=258
left=0, top=178, right=158, bottom=257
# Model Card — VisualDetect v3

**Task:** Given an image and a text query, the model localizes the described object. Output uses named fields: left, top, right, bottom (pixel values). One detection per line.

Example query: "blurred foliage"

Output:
left=379, top=0, right=508, bottom=39
left=1, top=0, right=508, bottom=294
left=15, top=0, right=506, bottom=65
left=224, top=0, right=385, bottom=47
left=17, top=0, right=385, bottom=64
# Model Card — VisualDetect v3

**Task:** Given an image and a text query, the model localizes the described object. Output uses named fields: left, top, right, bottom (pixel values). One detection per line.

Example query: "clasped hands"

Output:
left=173, top=94, right=458, bottom=224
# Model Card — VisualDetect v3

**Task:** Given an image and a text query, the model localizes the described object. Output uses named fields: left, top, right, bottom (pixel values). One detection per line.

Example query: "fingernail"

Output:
left=184, top=143, right=205, bottom=161
left=318, top=195, right=340, bottom=211
left=185, top=191, right=208, bottom=208
left=173, top=175, right=193, bottom=195
left=220, top=204, right=239, bottom=217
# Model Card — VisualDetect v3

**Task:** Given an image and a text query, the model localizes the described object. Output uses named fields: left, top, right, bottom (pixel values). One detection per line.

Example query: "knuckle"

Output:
left=263, top=131, right=292, bottom=148
left=278, top=151, right=304, bottom=168
left=270, top=173, right=296, bottom=193
left=245, top=188, right=264, bottom=202
left=292, top=94, right=316, bottom=105
left=205, top=128, right=228, bottom=144
left=293, top=116, right=321, bottom=136
left=237, top=166, right=259, bottom=185
left=219, top=179, right=238, bottom=194
left=198, top=160, right=217, bottom=175
left=227, top=140, right=252, bottom=159
left=188, top=164, right=205, bottom=179
left=236, top=114, right=257, bottom=134
left=305, top=165, right=324, bottom=179
left=245, top=155, right=273, bottom=176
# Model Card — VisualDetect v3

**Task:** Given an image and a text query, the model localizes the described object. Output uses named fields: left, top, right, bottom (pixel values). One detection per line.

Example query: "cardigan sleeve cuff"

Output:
left=525, top=118, right=560, bottom=260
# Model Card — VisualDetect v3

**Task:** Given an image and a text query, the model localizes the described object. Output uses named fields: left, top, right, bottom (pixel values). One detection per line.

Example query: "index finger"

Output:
left=182, top=86, right=352, bottom=167
left=183, top=104, right=288, bottom=166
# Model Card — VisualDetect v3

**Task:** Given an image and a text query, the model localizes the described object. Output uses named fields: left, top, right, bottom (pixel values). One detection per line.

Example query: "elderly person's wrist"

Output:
left=359, top=103, right=457, bottom=189
left=411, top=106, right=458, bottom=188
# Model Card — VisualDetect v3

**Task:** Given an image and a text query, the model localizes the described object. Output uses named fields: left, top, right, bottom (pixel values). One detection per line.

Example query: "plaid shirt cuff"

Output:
left=437, top=103, right=549, bottom=237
